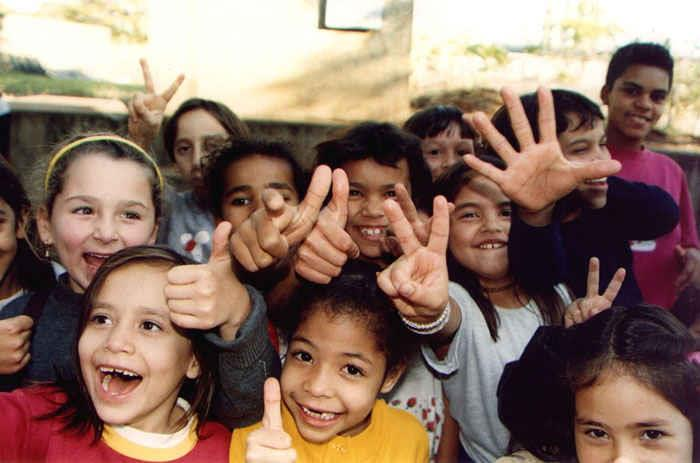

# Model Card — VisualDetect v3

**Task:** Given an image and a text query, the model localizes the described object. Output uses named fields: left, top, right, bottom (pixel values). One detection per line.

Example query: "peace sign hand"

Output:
left=377, top=195, right=450, bottom=322
left=463, top=87, right=621, bottom=212
left=127, top=58, right=184, bottom=149
left=564, top=257, right=625, bottom=328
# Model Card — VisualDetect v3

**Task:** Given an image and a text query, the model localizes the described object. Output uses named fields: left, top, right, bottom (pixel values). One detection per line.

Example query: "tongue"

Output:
left=85, top=254, right=108, bottom=268
left=104, top=374, right=140, bottom=395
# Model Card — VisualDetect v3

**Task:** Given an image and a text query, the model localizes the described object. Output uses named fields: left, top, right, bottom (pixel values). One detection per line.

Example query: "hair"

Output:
left=0, top=158, right=55, bottom=291
left=314, top=122, right=433, bottom=212
left=45, top=245, right=217, bottom=442
left=204, top=137, right=307, bottom=218
left=43, top=133, right=163, bottom=220
left=162, top=98, right=250, bottom=162
left=498, top=305, right=700, bottom=461
left=488, top=89, right=605, bottom=156
left=605, top=42, right=674, bottom=90
left=434, top=158, right=567, bottom=342
left=403, top=105, right=476, bottom=140
left=283, top=260, right=415, bottom=377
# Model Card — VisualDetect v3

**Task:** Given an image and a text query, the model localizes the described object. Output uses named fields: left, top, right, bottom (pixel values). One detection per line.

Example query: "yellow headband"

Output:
left=44, top=135, right=164, bottom=192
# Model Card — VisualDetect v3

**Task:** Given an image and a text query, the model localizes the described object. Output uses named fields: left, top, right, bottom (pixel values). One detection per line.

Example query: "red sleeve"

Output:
left=678, top=172, right=699, bottom=248
left=0, top=388, right=52, bottom=462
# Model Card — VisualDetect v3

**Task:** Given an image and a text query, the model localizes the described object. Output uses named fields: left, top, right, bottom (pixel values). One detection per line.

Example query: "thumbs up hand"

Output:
left=295, top=168, right=360, bottom=284
left=166, top=221, right=251, bottom=341
left=230, top=165, right=333, bottom=273
left=245, top=378, right=296, bottom=463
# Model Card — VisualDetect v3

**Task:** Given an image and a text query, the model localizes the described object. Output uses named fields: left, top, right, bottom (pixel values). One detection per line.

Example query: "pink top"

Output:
left=609, top=146, right=699, bottom=308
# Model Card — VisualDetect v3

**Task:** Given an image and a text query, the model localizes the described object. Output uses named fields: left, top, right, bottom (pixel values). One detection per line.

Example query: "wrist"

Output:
left=400, top=300, right=451, bottom=335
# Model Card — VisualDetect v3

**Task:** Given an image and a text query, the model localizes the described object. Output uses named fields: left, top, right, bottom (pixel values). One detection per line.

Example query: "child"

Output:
left=231, top=262, right=429, bottom=462
left=601, top=42, right=700, bottom=309
left=403, top=104, right=477, bottom=181
left=467, top=88, right=679, bottom=306
left=127, top=59, right=250, bottom=262
left=498, top=305, right=699, bottom=462
left=0, top=134, right=276, bottom=431
left=0, top=245, right=231, bottom=461
left=0, top=158, right=54, bottom=310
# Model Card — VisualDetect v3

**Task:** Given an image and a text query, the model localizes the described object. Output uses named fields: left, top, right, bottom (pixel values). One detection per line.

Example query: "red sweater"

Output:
left=0, top=387, right=230, bottom=463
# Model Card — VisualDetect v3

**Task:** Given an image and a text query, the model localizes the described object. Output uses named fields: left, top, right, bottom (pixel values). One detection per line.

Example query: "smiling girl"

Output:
left=0, top=245, right=230, bottom=462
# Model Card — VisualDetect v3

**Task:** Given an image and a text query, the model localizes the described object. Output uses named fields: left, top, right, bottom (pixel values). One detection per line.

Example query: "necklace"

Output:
left=482, top=281, right=515, bottom=293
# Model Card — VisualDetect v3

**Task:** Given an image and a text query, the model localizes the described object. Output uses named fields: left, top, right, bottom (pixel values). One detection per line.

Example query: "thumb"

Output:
left=262, top=377, right=284, bottom=431
left=262, top=188, right=287, bottom=220
left=676, top=244, right=687, bottom=259
left=329, top=168, right=350, bottom=226
left=209, top=221, right=233, bottom=263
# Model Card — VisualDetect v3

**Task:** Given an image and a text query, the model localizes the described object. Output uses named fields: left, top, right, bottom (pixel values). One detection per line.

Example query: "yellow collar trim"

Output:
left=102, top=418, right=198, bottom=462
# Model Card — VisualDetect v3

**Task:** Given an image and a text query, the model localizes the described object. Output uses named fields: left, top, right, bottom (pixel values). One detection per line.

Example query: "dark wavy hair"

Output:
left=403, top=104, right=475, bottom=140
left=605, top=42, right=673, bottom=90
left=498, top=305, right=700, bottom=460
left=434, top=158, right=567, bottom=342
left=43, top=245, right=217, bottom=442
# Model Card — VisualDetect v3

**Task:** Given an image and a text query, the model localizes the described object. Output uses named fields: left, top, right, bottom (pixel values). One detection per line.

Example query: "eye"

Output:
left=175, top=145, right=192, bottom=156
left=230, top=197, right=252, bottom=207
left=292, top=350, right=313, bottom=363
left=641, top=429, right=666, bottom=441
left=584, top=428, right=609, bottom=440
left=501, top=206, right=512, bottom=218
left=122, top=211, right=142, bottom=220
left=650, top=91, right=667, bottom=104
left=424, top=148, right=440, bottom=156
left=141, top=320, right=162, bottom=332
left=72, top=206, right=93, bottom=215
left=459, top=210, right=479, bottom=220
left=384, top=190, right=397, bottom=199
left=348, top=189, right=362, bottom=198
left=342, top=364, right=364, bottom=377
left=89, top=313, right=112, bottom=325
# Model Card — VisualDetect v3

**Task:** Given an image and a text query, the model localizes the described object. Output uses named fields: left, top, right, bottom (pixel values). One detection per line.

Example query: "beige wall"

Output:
left=145, top=0, right=414, bottom=123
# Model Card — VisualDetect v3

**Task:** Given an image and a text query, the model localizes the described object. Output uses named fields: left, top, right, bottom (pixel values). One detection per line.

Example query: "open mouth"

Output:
left=627, top=114, right=651, bottom=124
left=297, top=402, right=342, bottom=427
left=84, top=252, right=113, bottom=269
left=99, top=366, right=142, bottom=397
left=357, top=226, right=387, bottom=241
left=476, top=240, right=506, bottom=250
left=584, top=177, right=608, bottom=186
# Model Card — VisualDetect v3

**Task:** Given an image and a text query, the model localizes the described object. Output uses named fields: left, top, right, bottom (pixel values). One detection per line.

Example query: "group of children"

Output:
left=0, top=41, right=697, bottom=463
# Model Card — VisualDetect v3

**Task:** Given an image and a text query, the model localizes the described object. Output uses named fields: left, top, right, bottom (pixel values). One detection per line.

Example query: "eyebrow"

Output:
left=349, top=181, right=397, bottom=190
left=292, top=335, right=373, bottom=365
left=621, top=81, right=668, bottom=93
left=91, top=302, right=168, bottom=317
left=65, top=195, right=148, bottom=209
left=454, top=200, right=509, bottom=211
left=224, top=182, right=294, bottom=198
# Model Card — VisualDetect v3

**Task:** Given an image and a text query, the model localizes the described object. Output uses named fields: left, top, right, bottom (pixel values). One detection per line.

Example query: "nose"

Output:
left=362, top=195, right=384, bottom=218
left=93, top=214, right=118, bottom=243
left=104, top=323, right=134, bottom=354
left=482, top=211, right=503, bottom=233
left=443, top=148, right=459, bottom=169
left=634, top=92, right=653, bottom=111
left=611, top=438, right=639, bottom=463
left=303, top=364, right=333, bottom=398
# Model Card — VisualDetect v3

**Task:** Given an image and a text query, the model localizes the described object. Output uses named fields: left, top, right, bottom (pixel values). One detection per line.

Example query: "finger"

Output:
left=376, top=267, right=400, bottom=298
left=536, top=87, right=557, bottom=143
left=470, top=112, right=518, bottom=163
left=230, top=233, right=260, bottom=272
left=139, top=58, right=154, bottom=93
left=161, top=73, right=185, bottom=102
left=132, top=93, right=149, bottom=118
left=167, top=264, right=205, bottom=285
left=571, top=159, right=621, bottom=183
left=501, top=87, right=535, bottom=148
left=2, top=315, right=34, bottom=332
left=329, top=168, right=350, bottom=224
left=572, top=302, right=584, bottom=324
left=383, top=199, right=421, bottom=255
left=209, top=221, right=233, bottom=263
left=285, top=165, right=332, bottom=244
left=169, top=312, right=206, bottom=330
left=305, top=228, right=352, bottom=266
left=239, top=223, right=277, bottom=269
left=166, top=298, right=199, bottom=317
left=262, top=377, right=284, bottom=430
left=317, top=217, right=359, bottom=259
left=675, top=244, right=686, bottom=260
left=296, top=245, right=343, bottom=278
left=164, top=281, right=198, bottom=300
left=262, top=189, right=287, bottom=220
left=294, top=260, right=332, bottom=284
left=427, top=196, right=450, bottom=254
left=564, top=312, right=574, bottom=328
left=462, top=154, right=508, bottom=185
left=394, top=183, right=419, bottom=224
left=602, top=267, right=626, bottom=302
left=676, top=260, right=694, bottom=290
left=585, top=257, right=600, bottom=298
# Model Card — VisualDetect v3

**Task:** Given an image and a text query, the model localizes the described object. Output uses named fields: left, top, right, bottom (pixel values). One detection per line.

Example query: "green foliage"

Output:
left=464, top=44, right=508, bottom=65
left=0, top=71, right=141, bottom=98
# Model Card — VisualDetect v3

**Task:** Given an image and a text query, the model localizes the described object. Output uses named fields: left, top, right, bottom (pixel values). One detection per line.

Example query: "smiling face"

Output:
left=574, top=369, right=693, bottom=463
left=174, top=109, right=229, bottom=196
left=420, top=122, right=475, bottom=181
left=281, top=307, right=401, bottom=444
left=0, top=198, right=20, bottom=280
left=557, top=115, right=611, bottom=209
left=343, top=158, right=410, bottom=260
left=78, top=262, right=200, bottom=433
left=38, top=154, right=158, bottom=293
left=602, top=64, right=670, bottom=148
left=219, top=154, right=299, bottom=231
left=448, top=176, right=512, bottom=287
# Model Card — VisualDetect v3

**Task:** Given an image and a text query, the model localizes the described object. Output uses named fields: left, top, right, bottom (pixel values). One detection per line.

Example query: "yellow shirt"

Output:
left=230, top=399, right=429, bottom=463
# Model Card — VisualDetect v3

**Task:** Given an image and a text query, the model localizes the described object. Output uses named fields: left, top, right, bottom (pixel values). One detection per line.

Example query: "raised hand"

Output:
left=675, top=245, right=700, bottom=291
left=377, top=195, right=450, bottom=323
left=463, top=87, right=621, bottom=212
left=564, top=257, right=625, bottom=328
left=0, top=315, right=33, bottom=374
left=127, top=58, right=185, bottom=149
left=165, top=221, right=250, bottom=341
left=245, top=378, right=296, bottom=463
left=295, top=168, right=360, bottom=284
left=230, top=165, right=333, bottom=273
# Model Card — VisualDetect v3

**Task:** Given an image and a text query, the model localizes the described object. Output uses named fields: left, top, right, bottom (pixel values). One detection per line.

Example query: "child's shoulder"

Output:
left=4, top=385, right=67, bottom=415
left=375, top=399, right=426, bottom=436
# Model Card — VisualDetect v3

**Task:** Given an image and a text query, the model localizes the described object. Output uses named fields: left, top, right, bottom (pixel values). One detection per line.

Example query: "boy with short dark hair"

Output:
left=601, top=42, right=700, bottom=309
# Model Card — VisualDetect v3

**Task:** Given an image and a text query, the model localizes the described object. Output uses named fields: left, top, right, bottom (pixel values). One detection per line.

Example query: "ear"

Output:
left=185, top=354, right=201, bottom=380
left=36, top=206, right=53, bottom=246
left=379, top=363, right=406, bottom=394
left=147, top=220, right=159, bottom=245
left=600, top=85, right=610, bottom=105
left=14, top=207, right=29, bottom=240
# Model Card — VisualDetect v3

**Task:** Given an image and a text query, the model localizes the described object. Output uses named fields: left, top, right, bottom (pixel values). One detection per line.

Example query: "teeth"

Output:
left=585, top=177, right=607, bottom=184
left=99, top=366, right=139, bottom=377
left=479, top=243, right=504, bottom=249
left=102, top=374, right=112, bottom=392
left=302, top=406, right=337, bottom=421
left=360, top=227, right=384, bottom=237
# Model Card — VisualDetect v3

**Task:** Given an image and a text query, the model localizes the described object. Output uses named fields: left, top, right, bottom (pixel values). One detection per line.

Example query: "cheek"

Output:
left=222, top=207, right=251, bottom=232
left=346, top=202, right=362, bottom=225
left=121, top=221, right=158, bottom=247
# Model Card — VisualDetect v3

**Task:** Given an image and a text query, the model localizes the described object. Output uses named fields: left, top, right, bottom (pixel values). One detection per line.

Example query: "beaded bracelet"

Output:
left=400, top=301, right=451, bottom=335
